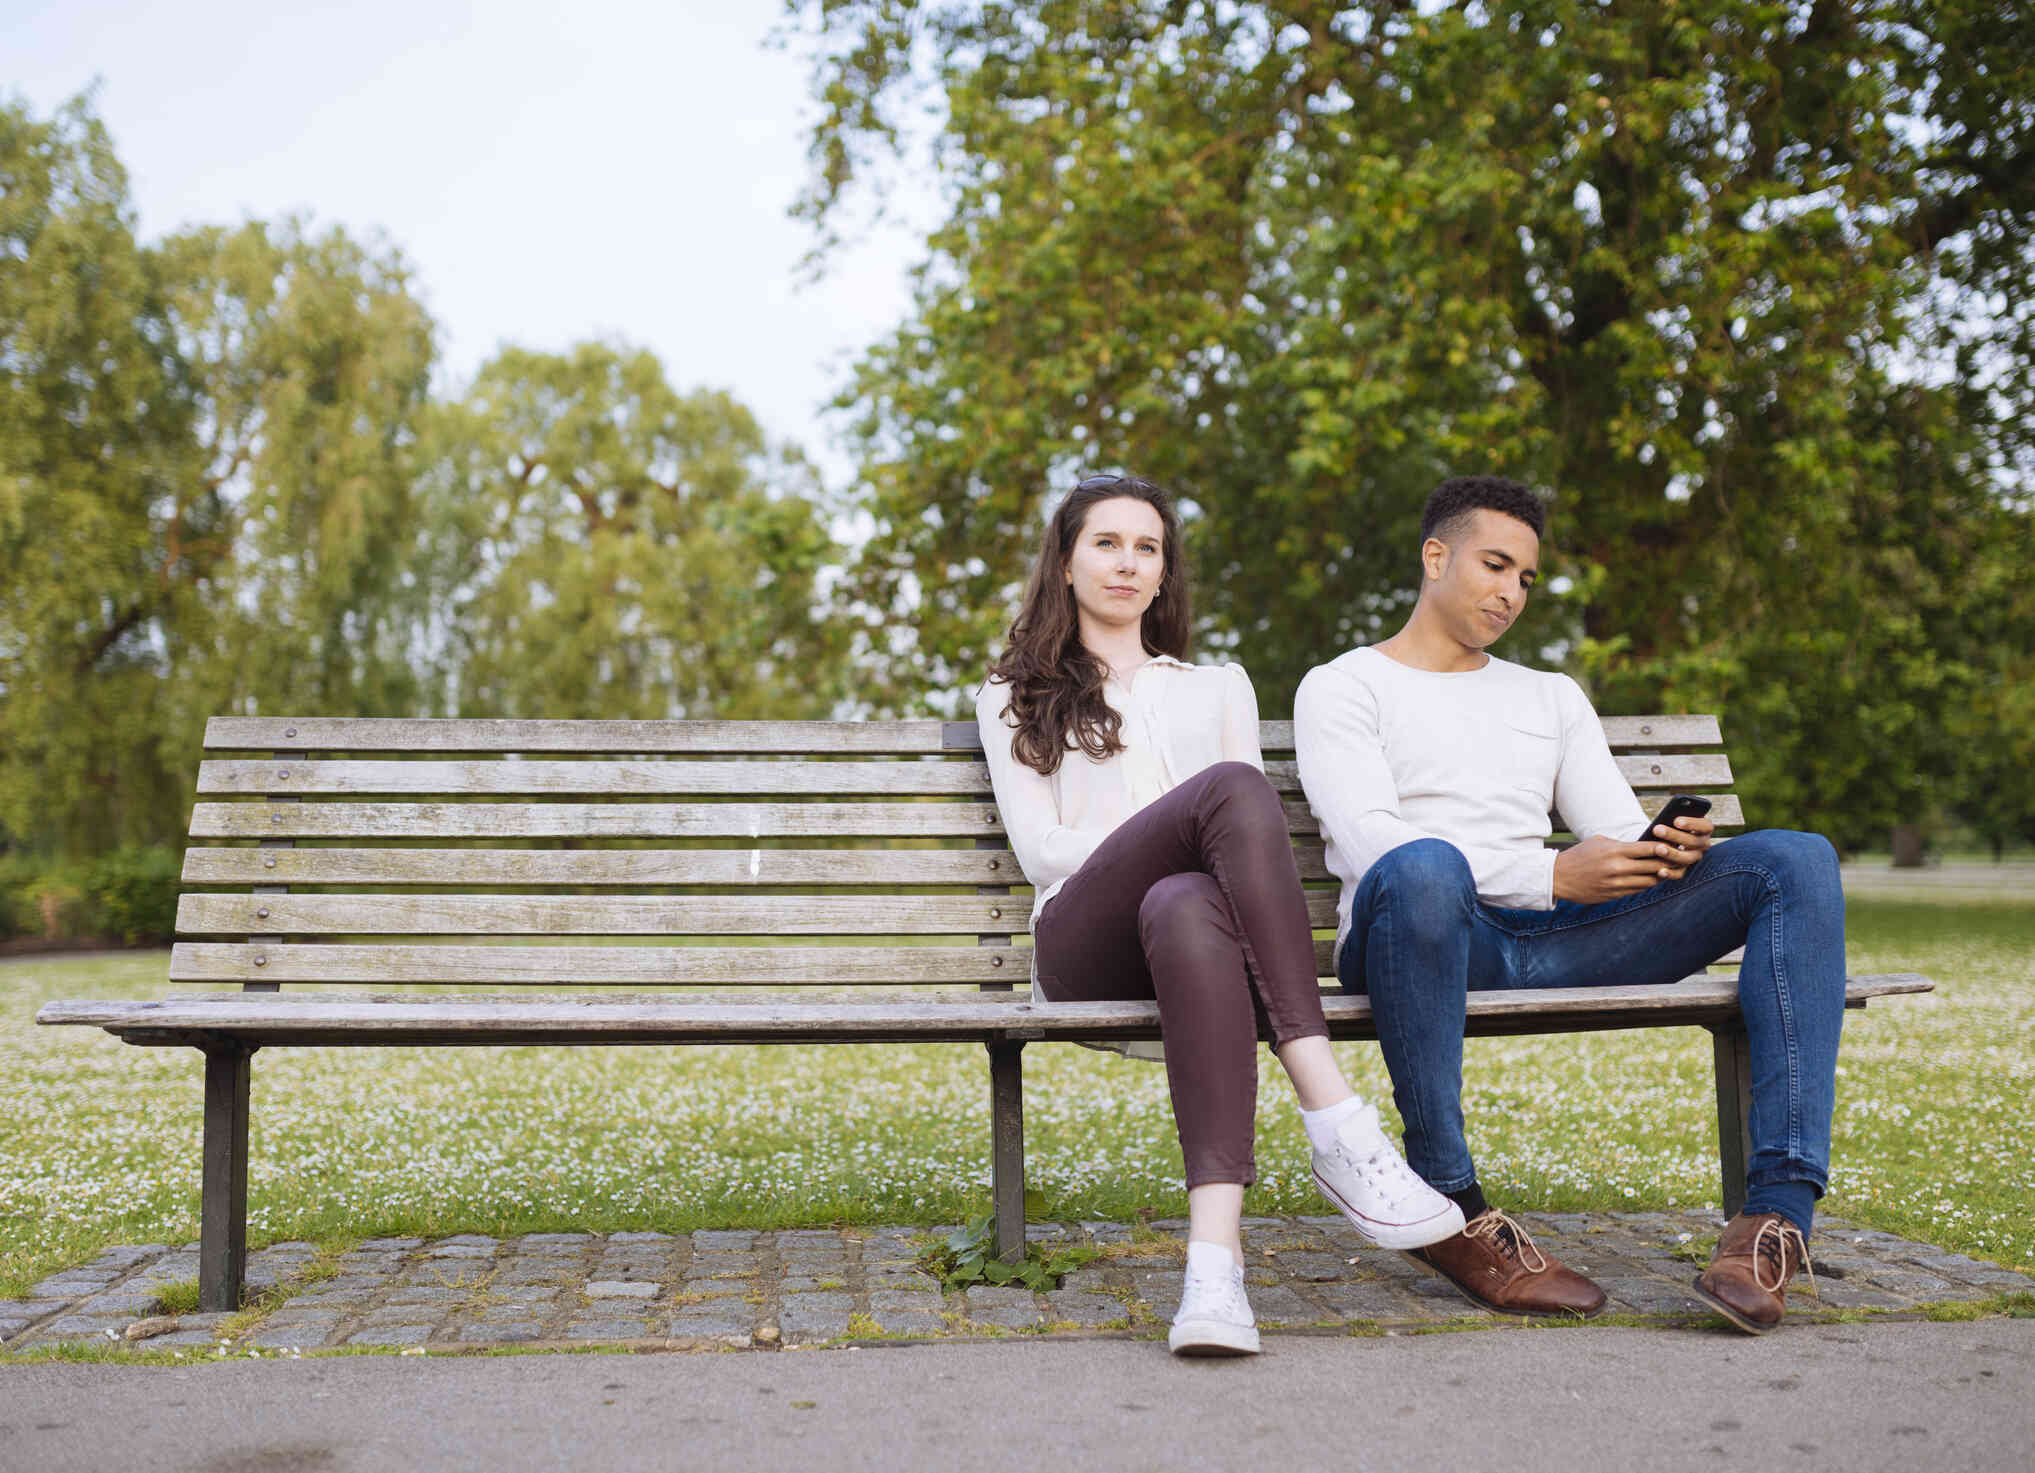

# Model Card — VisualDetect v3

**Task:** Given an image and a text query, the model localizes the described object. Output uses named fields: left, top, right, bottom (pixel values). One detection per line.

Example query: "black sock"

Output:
left=1447, top=1182, right=1489, bottom=1224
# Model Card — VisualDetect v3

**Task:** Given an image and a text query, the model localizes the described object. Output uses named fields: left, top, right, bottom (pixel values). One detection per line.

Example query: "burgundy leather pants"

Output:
left=1032, top=761, right=1329, bottom=1187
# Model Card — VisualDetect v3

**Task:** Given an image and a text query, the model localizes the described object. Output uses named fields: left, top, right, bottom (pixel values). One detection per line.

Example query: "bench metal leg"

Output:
left=199, top=1041, right=255, bottom=1312
left=1708, top=1023, right=1752, bottom=1220
left=986, top=1040, right=1026, bottom=1263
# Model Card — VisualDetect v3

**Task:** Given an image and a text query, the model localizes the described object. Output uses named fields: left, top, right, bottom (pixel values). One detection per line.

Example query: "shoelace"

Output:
left=1751, top=1217, right=1814, bottom=1295
left=1343, top=1143, right=1442, bottom=1214
left=1180, top=1269, right=1250, bottom=1323
left=1464, top=1210, right=1549, bottom=1273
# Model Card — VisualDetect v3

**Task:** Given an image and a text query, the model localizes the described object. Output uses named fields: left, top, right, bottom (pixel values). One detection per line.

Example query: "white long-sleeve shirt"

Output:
left=976, top=655, right=1262, bottom=931
left=1294, top=646, right=1651, bottom=960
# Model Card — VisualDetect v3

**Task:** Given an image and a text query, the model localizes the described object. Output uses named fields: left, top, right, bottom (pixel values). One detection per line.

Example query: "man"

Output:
left=1294, top=475, right=1846, bottom=1333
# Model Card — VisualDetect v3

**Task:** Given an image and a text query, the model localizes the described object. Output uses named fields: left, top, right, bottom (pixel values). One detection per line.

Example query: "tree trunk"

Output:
left=1890, top=823, right=1927, bottom=868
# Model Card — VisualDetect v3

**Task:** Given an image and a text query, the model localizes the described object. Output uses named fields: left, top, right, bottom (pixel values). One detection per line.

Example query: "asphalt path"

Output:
left=4, top=1319, right=2031, bottom=1473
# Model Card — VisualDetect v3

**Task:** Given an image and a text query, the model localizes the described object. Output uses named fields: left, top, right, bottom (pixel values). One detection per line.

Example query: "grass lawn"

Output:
left=2, top=876, right=2030, bottom=1299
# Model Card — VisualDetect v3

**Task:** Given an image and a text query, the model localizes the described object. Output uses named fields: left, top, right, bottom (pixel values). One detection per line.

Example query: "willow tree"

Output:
left=0, top=95, right=437, bottom=852
left=424, top=342, right=847, bottom=721
left=0, top=96, right=188, bottom=849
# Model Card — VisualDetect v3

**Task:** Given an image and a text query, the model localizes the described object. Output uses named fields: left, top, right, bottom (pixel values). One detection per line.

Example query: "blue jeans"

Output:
left=1337, top=832, right=1846, bottom=1210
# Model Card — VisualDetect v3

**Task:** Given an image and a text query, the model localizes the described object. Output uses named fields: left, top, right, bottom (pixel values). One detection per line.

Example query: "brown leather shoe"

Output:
left=1406, top=1210, right=1608, bottom=1317
left=1695, top=1212, right=1811, bottom=1334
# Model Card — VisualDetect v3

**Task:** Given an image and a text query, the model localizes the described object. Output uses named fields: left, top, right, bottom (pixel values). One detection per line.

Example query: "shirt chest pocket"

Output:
left=1502, top=719, right=1559, bottom=807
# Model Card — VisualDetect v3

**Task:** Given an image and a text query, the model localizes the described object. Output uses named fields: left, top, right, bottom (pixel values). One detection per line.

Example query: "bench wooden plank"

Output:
left=206, top=718, right=956, bottom=754
left=1619, top=755, right=1732, bottom=788
left=1259, top=714, right=1724, bottom=751
left=187, top=793, right=1744, bottom=839
left=182, top=847, right=1037, bottom=885
left=210, top=714, right=1725, bottom=755
left=197, top=759, right=1000, bottom=797
left=41, top=973, right=1934, bottom=1045
left=1647, top=794, right=1742, bottom=825
left=179, top=845, right=1336, bottom=885
left=195, top=754, right=1733, bottom=798
left=167, top=941, right=1031, bottom=985
left=188, top=801, right=1018, bottom=839
left=162, top=934, right=1727, bottom=984
left=184, top=891, right=1335, bottom=935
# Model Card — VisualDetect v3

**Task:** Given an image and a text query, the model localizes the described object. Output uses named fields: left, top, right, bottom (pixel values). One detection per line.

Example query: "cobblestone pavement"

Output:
left=5, top=1212, right=2031, bottom=1356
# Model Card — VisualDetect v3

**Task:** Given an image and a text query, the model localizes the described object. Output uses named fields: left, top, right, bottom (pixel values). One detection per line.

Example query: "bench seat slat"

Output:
left=177, top=892, right=1347, bottom=936
left=209, top=714, right=1726, bottom=754
left=40, top=973, right=1934, bottom=1046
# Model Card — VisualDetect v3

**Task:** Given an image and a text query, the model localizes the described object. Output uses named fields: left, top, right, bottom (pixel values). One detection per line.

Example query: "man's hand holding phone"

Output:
left=1552, top=796, right=1715, bottom=903
left=1643, top=794, right=1714, bottom=880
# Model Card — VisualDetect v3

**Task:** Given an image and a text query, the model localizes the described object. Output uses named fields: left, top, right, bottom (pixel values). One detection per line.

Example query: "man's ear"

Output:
left=1420, top=536, right=1450, bottom=583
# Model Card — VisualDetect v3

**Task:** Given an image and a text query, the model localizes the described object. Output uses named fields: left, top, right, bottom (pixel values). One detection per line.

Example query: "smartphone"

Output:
left=1642, top=793, right=1712, bottom=847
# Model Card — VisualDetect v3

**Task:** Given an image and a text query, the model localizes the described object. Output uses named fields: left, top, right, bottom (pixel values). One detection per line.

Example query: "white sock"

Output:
left=1185, top=1240, right=1238, bottom=1279
left=1301, top=1094, right=1368, bottom=1154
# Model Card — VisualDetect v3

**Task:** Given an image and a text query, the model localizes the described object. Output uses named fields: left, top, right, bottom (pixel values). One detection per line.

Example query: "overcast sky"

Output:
left=10, top=0, right=935, bottom=483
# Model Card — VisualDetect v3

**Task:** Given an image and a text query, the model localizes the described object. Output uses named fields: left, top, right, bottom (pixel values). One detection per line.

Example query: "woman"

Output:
left=977, top=473, right=1463, bottom=1357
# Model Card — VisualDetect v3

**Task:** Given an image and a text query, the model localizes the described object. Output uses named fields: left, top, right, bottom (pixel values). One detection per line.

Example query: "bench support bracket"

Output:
left=1707, top=1022, right=1752, bottom=1220
left=199, top=1040, right=255, bottom=1312
left=986, top=1040, right=1026, bottom=1262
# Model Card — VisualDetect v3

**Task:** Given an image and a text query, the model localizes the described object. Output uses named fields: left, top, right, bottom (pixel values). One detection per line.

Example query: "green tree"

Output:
left=424, top=342, right=846, bottom=720
left=3, top=94, right=853, bottom=860
left=0, top=93, right=192, bottom=851
left=152, top=218, right=438, bottom=726
left=1582, top=380, right=2009, bottom=852
left=1942, top=495, right=2035, bottom=860
left=0, top=94, right=437, bottom=853
left=791, top=0, right=2035, bottom=841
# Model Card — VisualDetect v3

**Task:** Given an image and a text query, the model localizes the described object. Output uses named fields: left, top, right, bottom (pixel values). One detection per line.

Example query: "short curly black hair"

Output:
left=1420, top=476, right=1547, bottom=544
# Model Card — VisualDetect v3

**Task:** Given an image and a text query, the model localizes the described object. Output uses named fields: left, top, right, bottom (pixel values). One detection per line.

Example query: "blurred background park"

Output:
left=2, top=2, right=2033, bottom=1296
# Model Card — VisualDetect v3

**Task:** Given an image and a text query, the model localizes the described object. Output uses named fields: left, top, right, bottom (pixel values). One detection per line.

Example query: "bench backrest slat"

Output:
left=189, top=801, right=1013, bottom=838
left=207, top=713, right=1727, bottom=753
left=193, top=753, right=1730, bottom=797
left=178, top=890, right=1357, bottom=936
left=167, top=937, right=1356, bottom=985
left=183, top=847, right=1040, bottom=885
left=187, top=793, right=1745, bottom=840
left=169, top=942, right=1032, bottom=985
left=204, top=717, right=960, bottom=753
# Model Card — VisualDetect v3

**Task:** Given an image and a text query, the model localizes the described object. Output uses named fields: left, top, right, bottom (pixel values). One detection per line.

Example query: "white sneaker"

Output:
left=1311, top=1103, right=1466, bottom=1249
left=1168, top=1241, right=1260, bottom=1357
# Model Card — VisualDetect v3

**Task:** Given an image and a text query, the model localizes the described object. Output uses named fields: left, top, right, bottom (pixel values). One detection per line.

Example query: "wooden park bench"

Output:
left=38, top=714, right=1932, bottom=1312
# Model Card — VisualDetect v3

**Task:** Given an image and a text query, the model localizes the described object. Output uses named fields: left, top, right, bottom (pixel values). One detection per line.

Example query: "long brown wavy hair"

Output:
left=987, top=474, right=1192, bottom=775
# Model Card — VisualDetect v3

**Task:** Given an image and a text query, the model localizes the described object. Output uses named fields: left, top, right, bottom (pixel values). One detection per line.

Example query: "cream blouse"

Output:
left=975, top=656, right=1264, bottom=931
